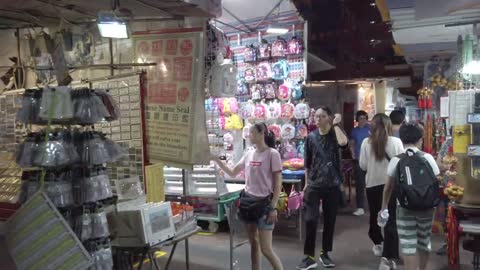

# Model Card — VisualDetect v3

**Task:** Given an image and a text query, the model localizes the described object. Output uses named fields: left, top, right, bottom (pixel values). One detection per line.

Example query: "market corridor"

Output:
left=164, top=212, right=471, bottom=270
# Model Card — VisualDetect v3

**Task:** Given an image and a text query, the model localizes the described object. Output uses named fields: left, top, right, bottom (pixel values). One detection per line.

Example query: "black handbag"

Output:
left=238, top=190, right=270, bottom=222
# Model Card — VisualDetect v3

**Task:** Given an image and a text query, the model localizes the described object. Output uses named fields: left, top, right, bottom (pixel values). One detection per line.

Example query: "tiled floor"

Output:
left=1, top=211, right=476, bottom=270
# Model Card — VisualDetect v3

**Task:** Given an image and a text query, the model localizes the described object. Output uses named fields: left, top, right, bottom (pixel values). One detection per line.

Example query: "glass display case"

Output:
left=164, top=165, right=244, bottom=223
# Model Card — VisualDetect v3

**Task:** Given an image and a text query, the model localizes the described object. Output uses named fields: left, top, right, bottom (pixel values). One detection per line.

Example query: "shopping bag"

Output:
left=288, top=185, right=303, bottom=210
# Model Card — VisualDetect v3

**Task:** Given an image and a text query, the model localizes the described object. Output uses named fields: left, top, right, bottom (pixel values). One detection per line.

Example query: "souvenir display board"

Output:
left=92, top=74, right=145, bottom=183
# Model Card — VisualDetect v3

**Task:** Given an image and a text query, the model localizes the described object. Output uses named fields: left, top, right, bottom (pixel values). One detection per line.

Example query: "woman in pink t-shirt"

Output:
left=212, top=123, right=284, bottom=270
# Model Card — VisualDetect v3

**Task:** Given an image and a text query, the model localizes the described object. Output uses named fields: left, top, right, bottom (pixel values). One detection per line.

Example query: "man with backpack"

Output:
left=380, top=122, right=440, bottom=270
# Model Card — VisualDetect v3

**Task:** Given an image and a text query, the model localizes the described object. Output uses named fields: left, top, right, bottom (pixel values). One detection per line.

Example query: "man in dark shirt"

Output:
left=297, top=106, right=348, bottom=270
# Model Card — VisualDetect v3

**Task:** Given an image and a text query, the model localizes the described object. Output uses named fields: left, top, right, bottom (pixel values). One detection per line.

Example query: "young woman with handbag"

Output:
left=211, top=122, right=284, bottom=270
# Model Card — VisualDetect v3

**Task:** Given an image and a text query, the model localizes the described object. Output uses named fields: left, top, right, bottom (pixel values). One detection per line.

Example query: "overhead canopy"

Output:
left=0, top=0, right=220, bottom=29
left=387, top=0, right=480, bottom=75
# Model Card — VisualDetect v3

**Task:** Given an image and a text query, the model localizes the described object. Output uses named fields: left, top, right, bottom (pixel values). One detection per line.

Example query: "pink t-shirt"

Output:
left=237, top=148, right=283, bottom=197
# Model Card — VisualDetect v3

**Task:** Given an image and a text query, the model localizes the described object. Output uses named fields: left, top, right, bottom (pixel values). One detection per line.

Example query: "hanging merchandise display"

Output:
left=286, top=36, right=305, bottom=55
left=258, top=39, right=271, bottom=59
left=256, top=62, right=272, bottom=81
left=243, top=44, right=257, bottom=62
left=417, top=87, right=434, bottom=109
left=208, top=57, right=238, bottom=97
left=272, top=59, right=289, bottom=80
left=13, top=85, right=124, bottom=270
left=271, top=37, right=287, bottom=57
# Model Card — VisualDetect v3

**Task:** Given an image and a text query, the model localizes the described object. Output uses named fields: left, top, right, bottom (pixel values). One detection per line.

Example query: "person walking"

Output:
left=389, top=110, right=405, bottom=138
left=381, top=122, right=441, bottom=270
left=359, top=113, right=404, bottom=269
left=349, top=110, right=370, bottom=216
left=212, top=123, right=283, bottom=270
left=296, top=106, right=348, bottom=270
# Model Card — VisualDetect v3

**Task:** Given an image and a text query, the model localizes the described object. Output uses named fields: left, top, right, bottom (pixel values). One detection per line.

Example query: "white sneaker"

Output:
left=353, top=208, right=365, bottom=216
left=378, top=257, right=397, bottom=270
left=372, top=244, right=383, bottom=257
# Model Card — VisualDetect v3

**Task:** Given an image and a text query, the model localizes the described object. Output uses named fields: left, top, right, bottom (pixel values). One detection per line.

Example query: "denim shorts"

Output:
left=242, top=206, right=275, bottom=231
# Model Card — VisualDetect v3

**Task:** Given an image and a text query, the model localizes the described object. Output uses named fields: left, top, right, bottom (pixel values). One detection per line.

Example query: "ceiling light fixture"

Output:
left=266, top=24, right=289, bottom=34
left=97, top=11, right=129, bottom=39
left=370, top=2, right=376, bottom=6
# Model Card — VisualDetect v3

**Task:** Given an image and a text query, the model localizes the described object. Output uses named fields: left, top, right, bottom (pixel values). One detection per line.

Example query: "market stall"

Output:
left=0, top=1, right=222, bottom=269
left=432, top=35, right=480, bottom=270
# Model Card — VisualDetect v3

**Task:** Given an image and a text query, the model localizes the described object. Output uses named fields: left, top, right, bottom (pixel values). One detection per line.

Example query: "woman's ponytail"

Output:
left=254, top=122, right=277, bottom=148
left=265, top=130, right=276, bottom=148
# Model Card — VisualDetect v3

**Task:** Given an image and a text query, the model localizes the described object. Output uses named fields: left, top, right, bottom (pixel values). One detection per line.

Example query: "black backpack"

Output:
left=394, top=149, right=440, bottom=211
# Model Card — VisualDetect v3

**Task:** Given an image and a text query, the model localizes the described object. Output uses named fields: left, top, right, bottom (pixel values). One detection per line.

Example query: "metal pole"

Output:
left=253, top=0, right=284, bottom=30
left=222, top=7, right=253, bottom=33
left=185, top=238, right=190, bottom=270
left=109, top=38, right=114, bottom=76
left=213, top=20, right=250, bottom=34
left=181, top=168, right=190, bottom=269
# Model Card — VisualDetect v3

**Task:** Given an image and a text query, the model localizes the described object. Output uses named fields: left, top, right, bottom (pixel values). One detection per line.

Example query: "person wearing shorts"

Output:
left=381, top=122, right=440, bottom=270
left=212, top=122, right=283, bottom=270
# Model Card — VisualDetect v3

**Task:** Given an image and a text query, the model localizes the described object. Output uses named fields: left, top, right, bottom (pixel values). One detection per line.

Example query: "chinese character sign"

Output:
left=134, top=30, right=207, bottom=167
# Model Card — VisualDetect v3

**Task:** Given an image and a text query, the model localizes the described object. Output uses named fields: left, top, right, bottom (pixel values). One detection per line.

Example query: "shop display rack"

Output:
left=13, top=86, right=124, bottom=270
